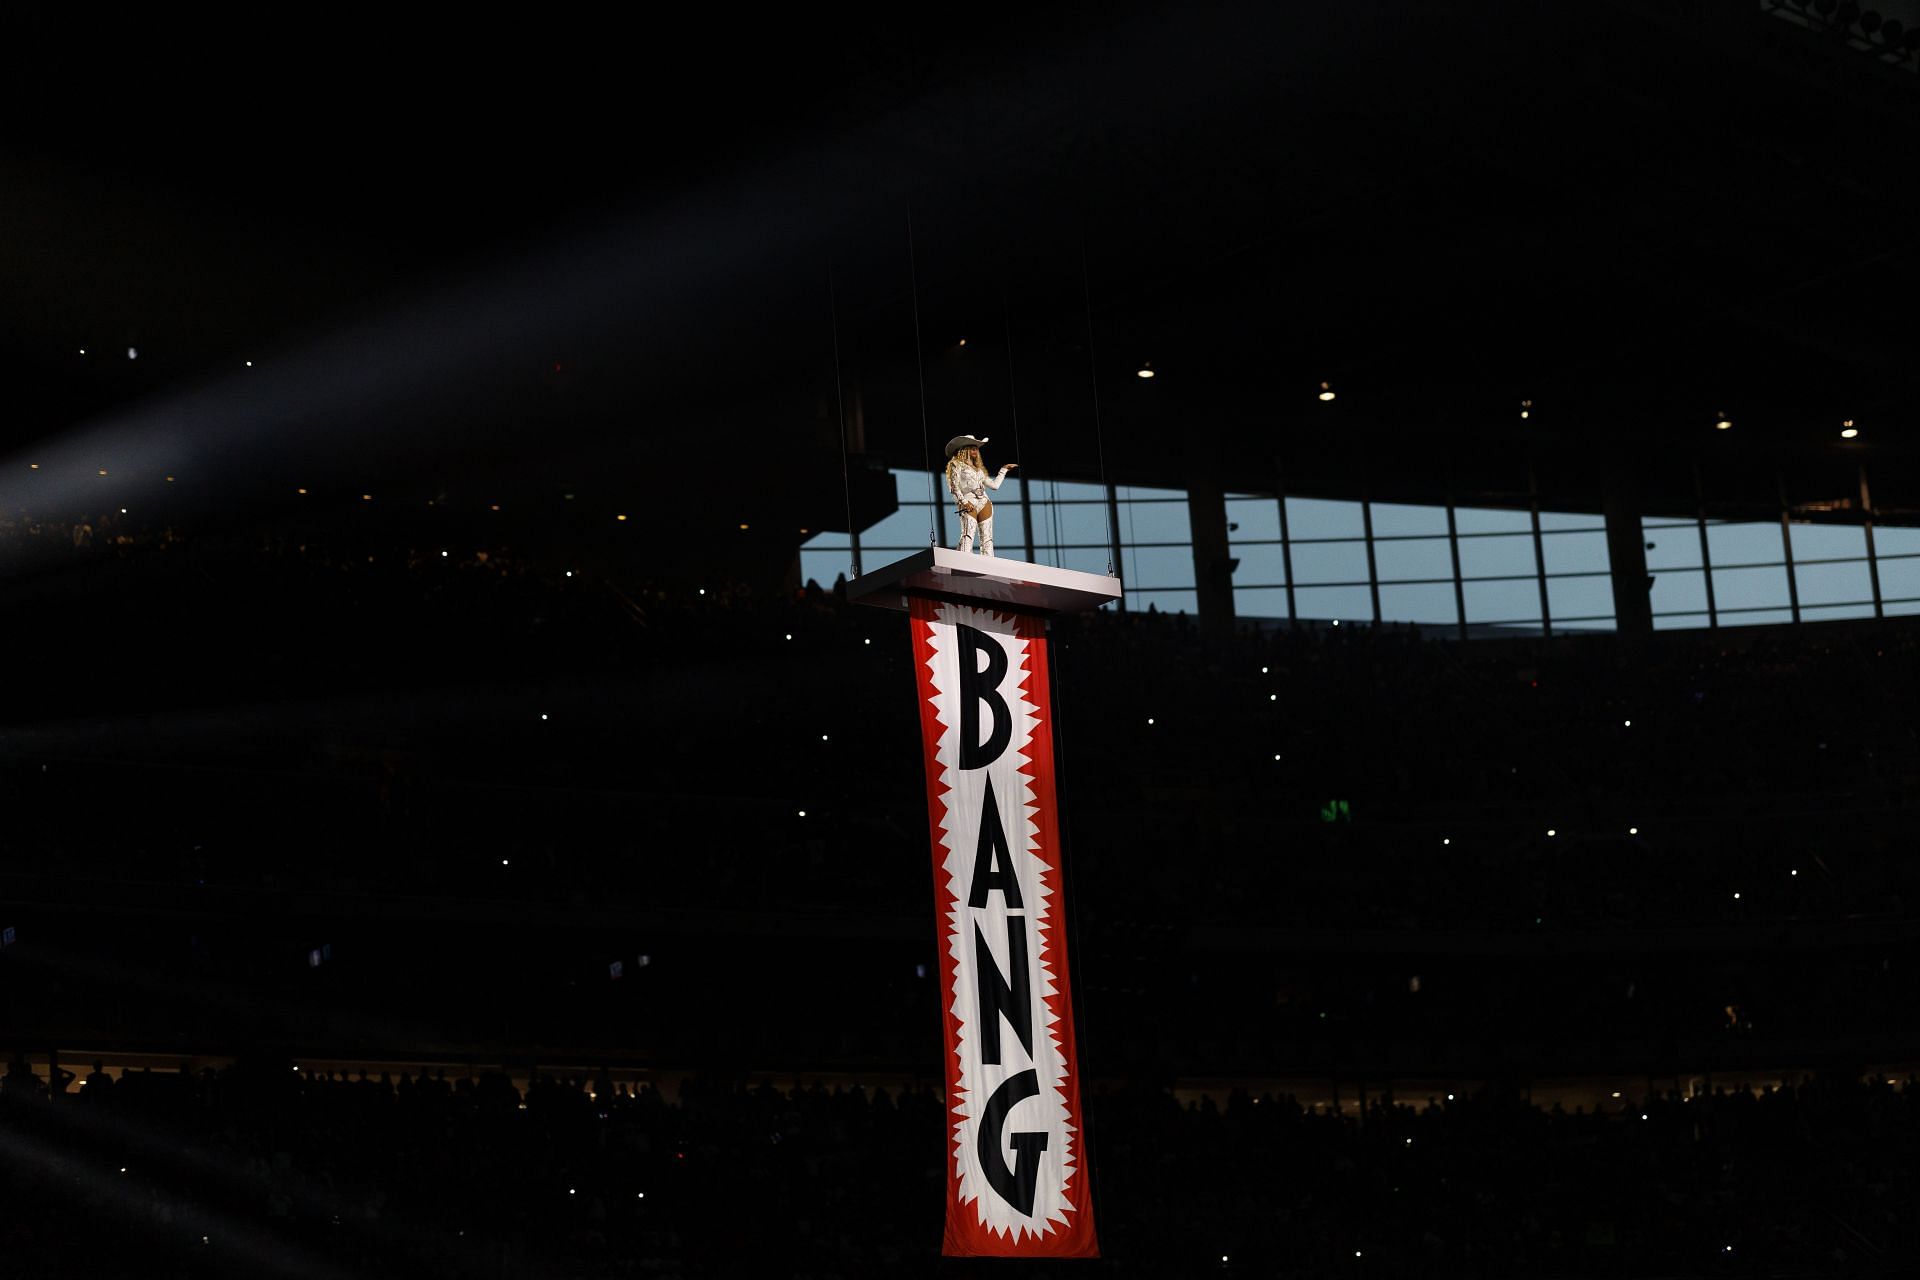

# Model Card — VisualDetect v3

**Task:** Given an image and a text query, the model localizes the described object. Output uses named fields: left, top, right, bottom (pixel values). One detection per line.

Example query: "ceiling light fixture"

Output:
left=1318, top=381, right=1335, bottom=401
left=1840, top=420, right=1859, bottom=440
left=1137, top=362, right=1154, bottom=379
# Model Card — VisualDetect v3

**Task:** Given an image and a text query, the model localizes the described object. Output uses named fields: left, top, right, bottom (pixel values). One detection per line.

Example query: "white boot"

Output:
left=957, top=512, right=978, bottom=554
left=980, top=514, right=995, bottom=557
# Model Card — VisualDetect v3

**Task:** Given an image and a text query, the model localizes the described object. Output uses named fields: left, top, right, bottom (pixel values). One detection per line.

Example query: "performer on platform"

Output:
left=944, top=435, right=1017, bottom=557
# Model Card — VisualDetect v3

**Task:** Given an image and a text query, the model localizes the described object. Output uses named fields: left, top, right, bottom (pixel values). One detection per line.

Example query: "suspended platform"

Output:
left=846, top=548, right=1121, bottom=616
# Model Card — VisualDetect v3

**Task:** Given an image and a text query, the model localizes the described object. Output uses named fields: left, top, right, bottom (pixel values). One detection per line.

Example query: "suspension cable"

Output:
left=907, top=201, right=937, bottom=545
left=828, top=263, right=857, bottom=578
left=1081, top=247, right=1115, bottom=576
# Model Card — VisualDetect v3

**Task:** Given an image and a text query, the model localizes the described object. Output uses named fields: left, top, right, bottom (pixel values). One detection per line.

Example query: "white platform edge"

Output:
left=845, top=548, right=1122, bottom=615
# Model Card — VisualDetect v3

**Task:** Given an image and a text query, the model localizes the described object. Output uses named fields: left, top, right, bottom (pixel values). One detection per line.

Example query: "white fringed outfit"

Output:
left=946, top=456, right=1012, bottom=556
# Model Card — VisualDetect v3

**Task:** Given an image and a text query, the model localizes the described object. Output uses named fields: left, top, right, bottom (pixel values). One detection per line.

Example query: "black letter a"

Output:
left=967, top=777, right=1025, bottom=911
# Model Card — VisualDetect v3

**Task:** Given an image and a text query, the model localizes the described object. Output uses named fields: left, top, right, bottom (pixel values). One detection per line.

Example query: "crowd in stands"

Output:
left=3, top=513, right=1916, bottom=938
left=1, top=1054, right=1914, bottom=1277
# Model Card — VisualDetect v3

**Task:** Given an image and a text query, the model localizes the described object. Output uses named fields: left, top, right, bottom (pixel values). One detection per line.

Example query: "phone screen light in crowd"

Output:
left=296, top=487, right=306, bottom=494
left=1146, top=718, right=1155, bottom=725
left=1274, top=754, right=1282, bottom=761
left=1442, top=837, right=1450, bottom=845
left=616, top=514, right=628, bottom=522
left=1791, top=868, right=1798, bottom=876
left=637, top=1192, right=646, bottom=1200
left=501, top=859, right=509, bottom=866
left=1269, top=693, right=1277, bottom=701
left=1629, top=826, right=1638, bottom=834
left=1446, top=1093, right=1454, bottom=1100
left=361, top=494, right=371, bottom=501
left=245, top=360, right=253, bottom=367
left=165, top=475, right=174, bottom=482
left=864, top=638, right=871, bottom=645
left=1219, top=1255, right=1228, bottom=1264
left=127, top=347, right=137, bottom=360
left=820, top=734, right=829, bottom=741
left=738, top=523, right=750, bottom=530
left=489, top=504, right=500, bottom=512
left=565, top=570, right=573, bottom=577
left=440, top=550, right=448, bottom=557
left=698, top=588, right=705, bottom=595
left=1332, top=619, right=1340, bottom=626
left=1732, top=891, right=1740, bottom=899
left=120, top=1166, right=128, bottom=1172
left=784, top=633, right=792, bottom=640
left=98, top=469, right=108, bottom=476
left=798, top=810, right=806, bottom=817
left=78, top=349, right=85, bottom=356
left=1405, top=1137, right=1413, bottom=1145
left=540, top=714, right=548, bottom=721
left=1546, top=828, right=1556, bottom=837
left=28, top=464, right=37, bottom=470
left=119, top=508, right=126, bottom=514
left=1623, top=719, right=1632, bottom=727
left=1641, top=1113, right=1649, bottom=1120
left=1611, top=1091, right=1621, bottom=1098
left=1260, top=666, right=1268, bottom=673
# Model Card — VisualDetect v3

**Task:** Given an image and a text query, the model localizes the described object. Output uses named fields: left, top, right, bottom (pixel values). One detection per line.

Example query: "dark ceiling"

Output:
left=4, top=1, right=1919, bottom=559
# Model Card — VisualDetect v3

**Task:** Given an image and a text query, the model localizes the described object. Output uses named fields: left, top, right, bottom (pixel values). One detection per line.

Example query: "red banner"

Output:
left=909, top=597, right=1098, bottom=1258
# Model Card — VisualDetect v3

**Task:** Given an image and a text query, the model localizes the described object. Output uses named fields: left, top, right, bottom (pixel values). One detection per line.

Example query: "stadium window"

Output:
left=1115, top=484, right=1195, bottom=612
left=1788, top=522, right=1875, bottom=620
left=1227, top=494, right=1287, bottom=619
left=1707, top=521, right=1793, bottom=627
left=1877, top=524, right=1920, bottom=617
left=1456, top=506, right=1542, bottom=631
left=1643, top=516, right=1711, bottom=630
left=1371, top=502, right=1460, bottom=627
left=1539, top=511, right=1614, bottom=631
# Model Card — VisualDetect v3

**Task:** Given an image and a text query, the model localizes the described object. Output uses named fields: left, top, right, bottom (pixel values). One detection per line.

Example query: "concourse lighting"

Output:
left=1136, top=362, right=1155, bottom=379
left=1317, top=381, right=1335, bottom=401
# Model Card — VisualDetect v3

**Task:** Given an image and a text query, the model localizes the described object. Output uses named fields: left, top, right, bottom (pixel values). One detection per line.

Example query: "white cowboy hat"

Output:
left=944, top=434, right=989, bottom=458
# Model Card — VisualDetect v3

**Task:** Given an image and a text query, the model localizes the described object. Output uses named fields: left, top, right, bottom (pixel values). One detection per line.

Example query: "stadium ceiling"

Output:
left=4, top=1, right=1918, bottom=531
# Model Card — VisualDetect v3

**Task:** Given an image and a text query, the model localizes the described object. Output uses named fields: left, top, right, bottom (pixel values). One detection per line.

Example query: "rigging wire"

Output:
left=907, top=201, right=937, bottom=546
left=828, top=262, right=858, bottom=578
left=1000, top=282, right=1026, bottom=561
left=1080, top=247, right=1116, bottom=576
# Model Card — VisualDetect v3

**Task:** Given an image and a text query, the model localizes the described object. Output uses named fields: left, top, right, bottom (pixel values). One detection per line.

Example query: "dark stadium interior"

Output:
left=5, top=3, right=1920, bottom=1277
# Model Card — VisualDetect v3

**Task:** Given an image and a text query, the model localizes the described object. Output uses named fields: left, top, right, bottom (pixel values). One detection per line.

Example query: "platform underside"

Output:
left=846, top=548, right=1122, bottom=615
